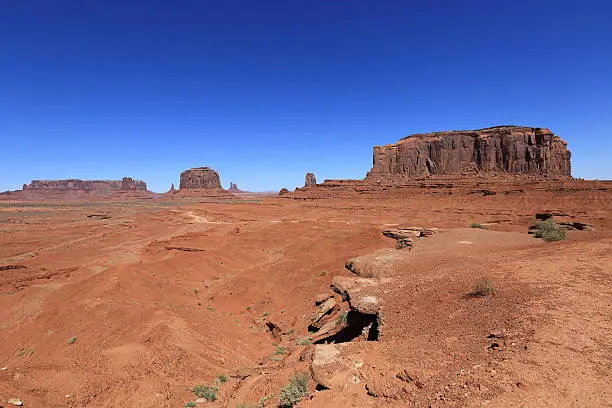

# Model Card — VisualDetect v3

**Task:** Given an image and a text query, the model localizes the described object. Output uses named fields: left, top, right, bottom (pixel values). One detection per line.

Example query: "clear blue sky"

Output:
left=1, top=0, right=611, bottom=192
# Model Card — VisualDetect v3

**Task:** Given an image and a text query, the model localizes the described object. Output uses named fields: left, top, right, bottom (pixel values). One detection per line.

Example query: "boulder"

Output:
left=367, top=126, right=571, bottom=179
left=179, top=167, right=222, bottom=189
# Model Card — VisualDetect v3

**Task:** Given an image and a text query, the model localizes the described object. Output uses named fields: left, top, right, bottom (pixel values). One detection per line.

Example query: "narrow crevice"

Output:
left=314, top=311, right=379, bottom=344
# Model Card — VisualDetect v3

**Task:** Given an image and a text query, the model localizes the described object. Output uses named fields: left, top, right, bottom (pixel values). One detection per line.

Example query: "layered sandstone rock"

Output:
left=23, top=177, right=147, bottom=191
left=179, top=167, right=222, bottom=189
left=367, top=126, right=571, bottom=179
left=305, top=172, right=317, bottom=187
left=228, top=182, right=243, bottom=192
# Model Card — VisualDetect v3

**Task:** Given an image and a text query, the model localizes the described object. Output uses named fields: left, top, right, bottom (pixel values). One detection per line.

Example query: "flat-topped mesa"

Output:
left=367, top=126, right=571, bottom=179
left=23, top=177, right=147, bottom=191
left=179, top=167, right=222, bottom=189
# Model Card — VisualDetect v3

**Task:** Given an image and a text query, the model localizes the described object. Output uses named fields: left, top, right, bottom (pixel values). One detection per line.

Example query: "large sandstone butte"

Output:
left=367, top=126, right=571, bottom=178
left=23, top=177, right=147, bottom=191
left=179, top=167, right=222, bottom=189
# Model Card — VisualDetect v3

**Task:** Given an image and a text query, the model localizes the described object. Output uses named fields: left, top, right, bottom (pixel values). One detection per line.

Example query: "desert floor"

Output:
left=1, top=180, right=610, bottom=407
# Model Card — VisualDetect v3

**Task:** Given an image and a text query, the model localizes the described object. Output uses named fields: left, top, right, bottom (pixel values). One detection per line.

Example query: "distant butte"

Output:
left=367, top=126, right=571, bottom=179
left=179, top=167, right=223, bottom=189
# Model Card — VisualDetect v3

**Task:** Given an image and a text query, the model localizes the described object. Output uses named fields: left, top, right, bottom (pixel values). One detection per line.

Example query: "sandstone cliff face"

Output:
left=23, top=177, right=147, bottom=191
left=179, top=167, right=222, bottom=189
left=305, top=173, right=317, bottom=187
left=367, top=126, right=571, bottom=178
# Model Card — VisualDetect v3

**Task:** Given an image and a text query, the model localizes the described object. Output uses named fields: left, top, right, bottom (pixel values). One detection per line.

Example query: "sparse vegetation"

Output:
left=319, top=270, right=328, bottom=276
left=296, top=337, right=312, bottom=345
left=217, top=374, right=228, bottom=383
left=470, top=223, right=486, bottom=229
left=395, top=238, right=411, bottom=249
left=236, top=403, right=257, bottom=408
left=468, top=277, right=496, bottom=297
left=185, top=402, right=196, bottom=408
left=17, top=348, right=34, bottom=357
left=279, top=372, right=309, bottom=408
left=274, top=345, right=288, bottom=355
left=68, top=336, right=78, bottom=344
left=191, top=384, right=218, bottom=401
left=534, top=219, right=566, bottom=242
left=337, top=312, right=348, bottom=324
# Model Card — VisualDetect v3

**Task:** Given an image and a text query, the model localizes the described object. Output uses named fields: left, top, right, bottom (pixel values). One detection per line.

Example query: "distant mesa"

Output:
left=179, top=167, right=222, bottom=189
left=23, top=177, right=147, bottom=191
left=367, top=126, right=571, bottom=179
left=305, top=172, right=317, bottom=187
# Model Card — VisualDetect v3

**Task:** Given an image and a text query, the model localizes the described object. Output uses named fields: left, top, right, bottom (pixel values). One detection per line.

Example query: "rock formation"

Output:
left=179, top=167, right=222, bottom=189
left=367, top=126, right=571, bottom=179
left=228, top=182, right=243, bottom=192
left=23, top=177, right=147, bottom=191
left=305, top=172, right=317, bottom=187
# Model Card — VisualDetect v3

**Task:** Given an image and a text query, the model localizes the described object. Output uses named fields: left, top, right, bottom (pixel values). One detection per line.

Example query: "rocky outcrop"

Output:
left=179, top=167, right=222, bottom=189
left=305, top=173, right=317, bottom=187
left=367, top=126, right=571, bottom=179
left=228, top=182, right=243, bottom=192
left=23, top=177, right=147, bottom=191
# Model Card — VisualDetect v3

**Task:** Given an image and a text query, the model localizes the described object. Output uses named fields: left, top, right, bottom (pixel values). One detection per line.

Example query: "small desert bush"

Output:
left=296, top=337, right=312, bottom=346
left=470, top=223, right=486, bottom=229
left=185, top=402, right=196, bottom=408
left=217, top=374, right=228, bottom=383
left=468, top=277, right=495, bottom=297
left=279, top=372, right=309, bottom=408
left=191, top=384, right=218, bottom=401
left=67, top=336, right=78, bottom=344
left=274, top=345, right=288, bottom=355
left=534, top=219, right=566, bottom=242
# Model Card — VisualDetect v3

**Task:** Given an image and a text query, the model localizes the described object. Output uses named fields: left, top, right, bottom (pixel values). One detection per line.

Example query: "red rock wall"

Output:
left=179, top=167, right=222, bottom=189
left=367, top=126, right=571, bottom=178
left=23, top=177, right=147, bottom=191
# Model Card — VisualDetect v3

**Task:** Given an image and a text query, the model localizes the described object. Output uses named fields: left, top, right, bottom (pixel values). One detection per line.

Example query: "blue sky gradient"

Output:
left=1, top=0, right=611, bottom=192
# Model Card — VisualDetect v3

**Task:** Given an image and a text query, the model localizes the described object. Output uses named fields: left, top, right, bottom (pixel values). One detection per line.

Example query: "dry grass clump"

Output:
left=468, top=277, right=495, bottom=297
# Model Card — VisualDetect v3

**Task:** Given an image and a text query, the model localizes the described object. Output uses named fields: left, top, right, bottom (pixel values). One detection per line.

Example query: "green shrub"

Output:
left=185, top=402, right=196, bottom=408
left=296, top=337, right=312, bottom=346
left=534, top=219, right=566, bottom=242
left=191, top=385, right=218, bottom=401
left=274, top=345, right=288, bottom=355
left=279, top=372, right=309, bottom=408
left=469, top=223, right=486, bottom=229
left=217, top=374, right=228, bottom=383
left=468, top=277, right=495, bottom=297
left=67, top=336, right=78, bottom=344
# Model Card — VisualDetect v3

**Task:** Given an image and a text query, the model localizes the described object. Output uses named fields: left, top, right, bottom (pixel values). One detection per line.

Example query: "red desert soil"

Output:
left=0, top=179, right=610, bottom=407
